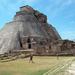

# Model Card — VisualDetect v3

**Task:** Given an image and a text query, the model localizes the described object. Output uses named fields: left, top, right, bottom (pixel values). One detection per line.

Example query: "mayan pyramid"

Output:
left=0, top=5, right=61, bottom=54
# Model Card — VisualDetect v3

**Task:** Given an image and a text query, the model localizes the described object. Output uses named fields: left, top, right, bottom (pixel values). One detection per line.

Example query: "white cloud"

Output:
left=62, top=31, right=75, bottom=40
left=46, top=0, right=75, bottom=18
left=25, top=0, right=35, bottom=2
left=18, top=0, right=36, bottom=3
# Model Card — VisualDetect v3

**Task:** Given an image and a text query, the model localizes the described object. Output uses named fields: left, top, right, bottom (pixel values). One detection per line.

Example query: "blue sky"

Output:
left=0, top=0, right=75, bottom=40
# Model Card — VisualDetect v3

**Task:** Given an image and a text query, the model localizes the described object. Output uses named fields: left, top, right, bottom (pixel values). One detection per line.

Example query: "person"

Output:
left=29, top=54, right=33, bottom=63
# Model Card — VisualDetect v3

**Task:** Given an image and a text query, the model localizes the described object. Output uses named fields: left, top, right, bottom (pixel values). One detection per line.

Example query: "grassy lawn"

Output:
left=0, top=56, right=75, bottom=75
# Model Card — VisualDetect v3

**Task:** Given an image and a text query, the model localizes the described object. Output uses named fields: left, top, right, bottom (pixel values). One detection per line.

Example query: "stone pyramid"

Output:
left=0, top=5, right=61, bottom=54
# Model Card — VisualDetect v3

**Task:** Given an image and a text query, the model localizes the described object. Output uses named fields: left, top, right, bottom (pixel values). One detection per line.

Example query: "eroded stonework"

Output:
left=0, top=5, right=75, bottom=55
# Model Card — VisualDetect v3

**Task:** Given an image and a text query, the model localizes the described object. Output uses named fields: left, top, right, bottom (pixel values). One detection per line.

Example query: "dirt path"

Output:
left=65, top=61, right=75, bottom=75
left=43, top=58, right=75, bottom=75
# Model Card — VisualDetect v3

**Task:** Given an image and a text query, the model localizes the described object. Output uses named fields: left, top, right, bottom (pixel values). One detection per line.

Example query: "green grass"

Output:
left=0, top=56, right=75, bottom=75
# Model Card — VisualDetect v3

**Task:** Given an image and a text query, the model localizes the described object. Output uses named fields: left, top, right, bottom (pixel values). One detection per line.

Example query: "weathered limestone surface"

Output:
left=0, top=5, right=62, bottom=55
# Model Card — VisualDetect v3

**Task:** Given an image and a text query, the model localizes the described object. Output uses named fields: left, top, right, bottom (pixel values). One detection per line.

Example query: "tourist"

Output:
left=29, top=54, right=33, bottom=63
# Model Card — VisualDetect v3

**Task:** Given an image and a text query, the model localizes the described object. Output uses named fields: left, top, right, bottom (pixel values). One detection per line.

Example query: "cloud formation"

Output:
left=18, top=0, right=36, bottom=3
